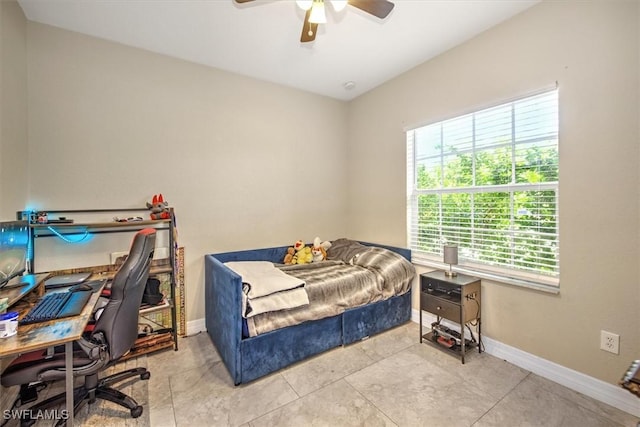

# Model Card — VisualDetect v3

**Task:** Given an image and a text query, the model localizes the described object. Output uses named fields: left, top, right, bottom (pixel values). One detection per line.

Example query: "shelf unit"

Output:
left=18, top=208, right=179, bottom=355
left=419, top=271, right=482, bottom=364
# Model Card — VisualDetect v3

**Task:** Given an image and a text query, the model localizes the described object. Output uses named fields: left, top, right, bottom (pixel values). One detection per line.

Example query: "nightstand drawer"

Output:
left=421, top=293, right=461, bottom=323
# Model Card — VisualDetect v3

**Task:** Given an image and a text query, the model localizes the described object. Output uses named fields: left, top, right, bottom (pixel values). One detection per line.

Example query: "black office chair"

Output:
left=1, top=228, right=157, bottom=426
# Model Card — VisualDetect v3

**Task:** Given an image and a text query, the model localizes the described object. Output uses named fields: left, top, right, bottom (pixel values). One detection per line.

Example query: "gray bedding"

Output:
left=245, top=239, right=415, bottom=337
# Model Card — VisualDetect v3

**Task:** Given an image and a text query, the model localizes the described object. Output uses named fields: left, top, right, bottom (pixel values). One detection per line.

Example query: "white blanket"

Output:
left=224, top=261, right=309, bottom=318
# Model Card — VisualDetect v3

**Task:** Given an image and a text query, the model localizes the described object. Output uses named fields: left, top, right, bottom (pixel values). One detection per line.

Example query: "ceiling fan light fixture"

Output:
left=308, top=0, right=327, bottom=24
left=330, top=0, right=348, bottom=12
left=237, top=0, right=395, bottom=43
left=295, top=0, right=313, bottom=11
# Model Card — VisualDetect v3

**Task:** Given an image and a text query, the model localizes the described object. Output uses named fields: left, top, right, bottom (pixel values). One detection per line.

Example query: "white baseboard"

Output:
left=186, top=317, right=207, bottom=336
left=412, top=309, right=640, bottom=418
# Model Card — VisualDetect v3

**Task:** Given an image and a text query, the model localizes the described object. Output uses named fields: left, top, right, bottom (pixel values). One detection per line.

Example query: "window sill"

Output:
left=412, top=258, right=560, bottom=295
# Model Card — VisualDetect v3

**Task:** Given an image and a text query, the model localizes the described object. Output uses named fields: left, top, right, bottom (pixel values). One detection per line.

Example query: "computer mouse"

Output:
left=69, top=283, right=93, bottom=292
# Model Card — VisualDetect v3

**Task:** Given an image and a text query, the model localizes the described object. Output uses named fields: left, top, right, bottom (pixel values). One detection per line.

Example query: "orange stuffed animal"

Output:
left=311, top=237, right=332, bottom=262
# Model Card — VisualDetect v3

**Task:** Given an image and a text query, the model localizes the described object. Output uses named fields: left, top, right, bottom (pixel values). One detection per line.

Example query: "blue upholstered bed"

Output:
left=204, top=240, right=414, bottom=385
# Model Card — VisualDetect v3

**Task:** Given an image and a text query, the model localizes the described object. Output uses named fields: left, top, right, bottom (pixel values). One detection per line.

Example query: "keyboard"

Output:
left=19, top=291, right=92, bottom=325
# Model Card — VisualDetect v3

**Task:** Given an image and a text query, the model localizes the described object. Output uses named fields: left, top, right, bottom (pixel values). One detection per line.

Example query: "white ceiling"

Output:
left=17, top=0, right=539, bottom=101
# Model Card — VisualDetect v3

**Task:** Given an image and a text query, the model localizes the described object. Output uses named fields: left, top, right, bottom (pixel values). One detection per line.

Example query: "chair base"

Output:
left=20, top=367, right=150, bottom=427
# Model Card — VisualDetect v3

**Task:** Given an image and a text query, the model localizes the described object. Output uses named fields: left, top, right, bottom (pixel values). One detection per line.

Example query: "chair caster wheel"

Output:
left=141, top=371, right=151, bottom=380
left=131, top=405, right=143, bottom=418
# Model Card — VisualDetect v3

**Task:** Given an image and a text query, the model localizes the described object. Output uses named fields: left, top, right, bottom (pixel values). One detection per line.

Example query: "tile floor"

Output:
left=9, top=322, right=640, bottom=426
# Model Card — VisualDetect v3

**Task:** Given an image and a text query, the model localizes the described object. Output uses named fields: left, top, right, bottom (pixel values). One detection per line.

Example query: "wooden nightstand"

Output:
left=419, top=270, right=482, bottom=363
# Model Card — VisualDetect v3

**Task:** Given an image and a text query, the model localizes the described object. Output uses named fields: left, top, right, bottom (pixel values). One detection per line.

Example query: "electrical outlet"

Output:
left=110, top=251, right=129, bottom=264
left=154, top=247, right=169, bottom=259
left=600, top=330, right=620, bottom=354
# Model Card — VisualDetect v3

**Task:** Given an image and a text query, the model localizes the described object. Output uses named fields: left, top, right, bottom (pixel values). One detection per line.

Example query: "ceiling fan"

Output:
left=235, top=0, right=395, bottom=43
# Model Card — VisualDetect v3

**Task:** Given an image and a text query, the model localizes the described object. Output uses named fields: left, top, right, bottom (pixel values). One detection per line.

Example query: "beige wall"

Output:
left=0, top=0, right=28, bottom=220
left=347, top=1, right=640, bottom=385
left=25, top=22, right=349, bottom=322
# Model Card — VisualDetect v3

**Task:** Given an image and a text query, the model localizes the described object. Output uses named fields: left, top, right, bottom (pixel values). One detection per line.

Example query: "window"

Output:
left=407, top=89, right=559, bottom=288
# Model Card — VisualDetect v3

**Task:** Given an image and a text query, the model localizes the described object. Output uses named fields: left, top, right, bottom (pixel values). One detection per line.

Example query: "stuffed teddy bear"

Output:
left=283, top=247, right=295, bottom=264
left=292, top=240, right=313, bottom=265
left=311, top=237, right=332, bottom=262
left=146, top=194, right=170, bottom=220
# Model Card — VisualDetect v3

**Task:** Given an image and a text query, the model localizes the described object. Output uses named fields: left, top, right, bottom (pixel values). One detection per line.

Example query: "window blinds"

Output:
left=407, top=89, right=559, bottom=287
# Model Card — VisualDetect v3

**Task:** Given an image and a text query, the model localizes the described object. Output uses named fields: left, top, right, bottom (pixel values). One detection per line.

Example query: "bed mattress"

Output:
left=243, top=239, right=415, bottom=337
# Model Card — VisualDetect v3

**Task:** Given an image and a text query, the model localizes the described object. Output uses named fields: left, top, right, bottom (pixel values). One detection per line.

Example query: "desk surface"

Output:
left=1, top=273, right=49, bottom=306
left=0, top=275, right=105, bottom=358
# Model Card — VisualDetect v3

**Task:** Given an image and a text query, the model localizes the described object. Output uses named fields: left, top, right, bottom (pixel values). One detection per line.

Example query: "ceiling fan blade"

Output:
left=348, top=0, right=394, bottom=19
left=300, top=9, right=318, bottom=43
left=234, top=0, right=255, bottom=3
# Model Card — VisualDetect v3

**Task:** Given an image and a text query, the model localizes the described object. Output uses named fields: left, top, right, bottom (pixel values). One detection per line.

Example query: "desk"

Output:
left=1, top=273, right=48, bottom=307
left=0, top=274, right=105, bottom=426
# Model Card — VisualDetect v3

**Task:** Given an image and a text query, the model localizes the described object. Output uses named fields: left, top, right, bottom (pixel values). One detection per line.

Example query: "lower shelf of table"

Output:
left=121, top=331, right=176, bottom=361
left=421, top=330, right=478, bottom=356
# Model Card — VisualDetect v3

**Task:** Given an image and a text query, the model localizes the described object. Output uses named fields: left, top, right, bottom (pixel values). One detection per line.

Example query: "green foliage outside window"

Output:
left=414, top=143, right=558, bottom=275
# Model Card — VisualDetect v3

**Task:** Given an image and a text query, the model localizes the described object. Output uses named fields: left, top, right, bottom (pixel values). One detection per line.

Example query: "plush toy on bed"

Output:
left=311, top=237, right=332, bottom=262
left=146, top=194, right=170, bottom=220
left=292, top=240, right=313, bottom=265
left=283, top=247, right=295, bottom=264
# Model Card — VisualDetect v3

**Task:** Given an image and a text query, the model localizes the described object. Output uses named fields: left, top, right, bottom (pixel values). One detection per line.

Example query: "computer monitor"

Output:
left=0, top=220, right=29, bottom=288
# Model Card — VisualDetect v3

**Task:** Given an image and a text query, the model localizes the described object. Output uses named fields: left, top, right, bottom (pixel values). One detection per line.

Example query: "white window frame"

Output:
left=406, top=88, right=559, bottom=292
